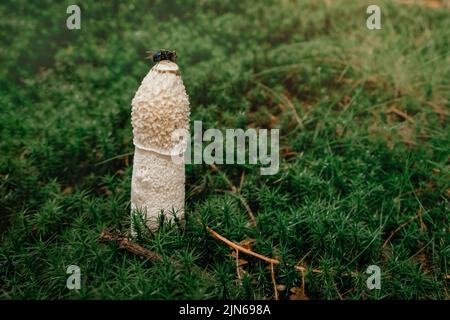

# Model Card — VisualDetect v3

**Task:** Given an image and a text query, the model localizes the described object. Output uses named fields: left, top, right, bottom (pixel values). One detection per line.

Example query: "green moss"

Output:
left=0, top=0, right=448, bottom=299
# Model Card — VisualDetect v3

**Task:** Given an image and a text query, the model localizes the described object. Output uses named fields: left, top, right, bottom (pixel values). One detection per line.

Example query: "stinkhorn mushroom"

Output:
left=130, top=50, right=190, bottom=231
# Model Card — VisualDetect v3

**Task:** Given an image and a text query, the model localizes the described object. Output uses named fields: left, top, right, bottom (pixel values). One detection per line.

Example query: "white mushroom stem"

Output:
left=130, top=60, right=190, bottom=231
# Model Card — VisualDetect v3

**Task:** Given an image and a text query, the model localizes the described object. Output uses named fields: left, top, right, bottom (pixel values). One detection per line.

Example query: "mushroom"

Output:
left=130, top=51, right=190, bottom=231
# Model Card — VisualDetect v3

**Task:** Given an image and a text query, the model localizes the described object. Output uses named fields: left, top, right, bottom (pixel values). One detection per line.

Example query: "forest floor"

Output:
left=0, top=0, right=448, bottom=299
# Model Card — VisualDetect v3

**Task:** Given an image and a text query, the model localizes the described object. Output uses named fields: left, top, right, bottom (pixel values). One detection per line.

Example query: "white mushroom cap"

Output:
left=131, top=60, right=190, bottom=154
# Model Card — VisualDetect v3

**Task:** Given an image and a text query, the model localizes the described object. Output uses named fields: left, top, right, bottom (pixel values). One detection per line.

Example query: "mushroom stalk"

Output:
left=130, top=58, right=190, bottom=231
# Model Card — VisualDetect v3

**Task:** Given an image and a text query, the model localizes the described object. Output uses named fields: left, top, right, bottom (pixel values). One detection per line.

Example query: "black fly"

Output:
left=146, top=50, right=177, bottom=63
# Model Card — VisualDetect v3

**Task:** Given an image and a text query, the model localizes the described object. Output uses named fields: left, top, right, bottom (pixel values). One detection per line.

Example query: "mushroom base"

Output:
left=130, top=147, right=185, bottom=232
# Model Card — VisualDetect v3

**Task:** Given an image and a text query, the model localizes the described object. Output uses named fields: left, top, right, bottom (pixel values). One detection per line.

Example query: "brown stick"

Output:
left=235, top=250, right=242, bottom=281
left=334, top=282, right=344, bottom=300
left=387, top=106, right=415, bottom=123
left=239, top=171, right=246, bottom=190
left=299, top=267, right=306, bottom=296
left=270, top=263, right=279, bottom=300
left=207, top=227, right=279, bottom=265
left=99, top=229, right=163, bottom=262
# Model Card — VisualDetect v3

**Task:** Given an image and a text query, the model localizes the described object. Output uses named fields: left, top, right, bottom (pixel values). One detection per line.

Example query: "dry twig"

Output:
left=207, top=227, right=279, bottom=264
left=270, top=263, right=279, bottom=300
left=235, top=250, right=242, bottom=281
left=99, top=229, right=163, bottom=262
left=387, top=106, right=415, bottom=123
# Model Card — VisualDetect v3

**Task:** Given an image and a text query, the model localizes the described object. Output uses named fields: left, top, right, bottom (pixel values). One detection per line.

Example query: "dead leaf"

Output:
left=238, top=258, right=248, bottom=266
left=281, top=150, right=299, bottom=159
left=239, top=239, right=256, bottom=250
left=276, top=284, right=286, bottom=292
left=269, top=114, right=279, bottom=128
left=340, top=95, right=351, bottom=109
left=289, top=287, right=309, bottom=300
left=100, top=186, right=112, bottom=196
left=62, top=186, right=73, bottom=194
left=227, top=252, right=249, bottom=266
